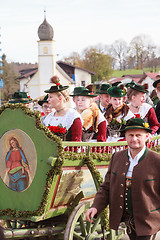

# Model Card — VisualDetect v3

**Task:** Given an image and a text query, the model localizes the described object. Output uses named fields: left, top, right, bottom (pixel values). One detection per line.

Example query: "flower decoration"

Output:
left=47, top=124, right=67, bottom=140
left=122, top=89, right=126, bottom=95
left=55, top=78, right=61, bottom=86
left=88, top=92, right=94, bottom=95
left=134, top=114, right=141, bottom=118
left=41, top=112, right=45, bottom=116
left=110, top=118, right=126, bottom=125
left=143, top=122, right=149, bottom=128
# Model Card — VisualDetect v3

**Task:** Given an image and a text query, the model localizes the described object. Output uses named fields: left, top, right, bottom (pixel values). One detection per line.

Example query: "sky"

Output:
left=0, top=0, right=160, bottom=63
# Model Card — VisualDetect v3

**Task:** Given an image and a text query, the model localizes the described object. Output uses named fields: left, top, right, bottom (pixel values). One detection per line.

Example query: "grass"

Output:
left=111, top=67, right=160, bottom=78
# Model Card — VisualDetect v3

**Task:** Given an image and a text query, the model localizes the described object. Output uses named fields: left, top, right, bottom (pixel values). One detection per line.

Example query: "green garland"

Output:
left=64, top=151, right=110, bottom=229
left=0, top=104, right=64, bottom=218
left=1, top=104, right=160, bottom=229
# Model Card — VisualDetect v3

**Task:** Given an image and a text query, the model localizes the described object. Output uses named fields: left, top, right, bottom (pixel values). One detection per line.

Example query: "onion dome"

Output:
left=38, top=15, right=54, bottom=41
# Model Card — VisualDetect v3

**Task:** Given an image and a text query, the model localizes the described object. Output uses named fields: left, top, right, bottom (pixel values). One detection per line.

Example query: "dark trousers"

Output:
left=127, top=227, right=151, bottom=240
left=122, top=213, right=154, bottom=240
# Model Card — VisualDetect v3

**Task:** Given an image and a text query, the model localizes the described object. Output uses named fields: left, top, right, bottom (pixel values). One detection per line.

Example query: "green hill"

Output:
left=111, top=68, right=160, bottom=78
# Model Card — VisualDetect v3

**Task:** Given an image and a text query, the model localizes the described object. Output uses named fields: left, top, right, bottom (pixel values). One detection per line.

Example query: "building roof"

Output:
left=16, top=68, right=38, bottom=80
left=17, top=61, right=95, bottom=82
left=57, top=61, right=96, bottom=75
left=38, top=16, right=54, bottom=41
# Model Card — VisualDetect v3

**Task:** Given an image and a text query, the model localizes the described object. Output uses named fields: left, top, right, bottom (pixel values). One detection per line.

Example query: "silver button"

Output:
left=126, top=162, right=129, bottom=165
left=120, top=195, right=123, bottom=198
left=121, top=184, right=124, bottom=187
left=126, top=207, right=128, bottom=210
left=122, top=173, right=125, bottom=176
left=120, top=206, right=122, bottom=209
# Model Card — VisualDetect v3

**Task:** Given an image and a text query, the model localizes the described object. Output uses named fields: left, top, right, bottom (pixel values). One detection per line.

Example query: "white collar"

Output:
left=128, top=145, right=146, bottom=162
left=100, top=103, right=105, bottom=111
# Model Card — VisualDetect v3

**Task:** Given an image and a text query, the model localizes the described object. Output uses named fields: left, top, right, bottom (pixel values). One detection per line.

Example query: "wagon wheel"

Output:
left=64, top=201, right=109, bottom=240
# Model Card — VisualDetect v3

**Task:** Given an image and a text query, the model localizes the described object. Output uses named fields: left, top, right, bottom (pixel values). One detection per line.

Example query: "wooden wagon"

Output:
left=0, top=104, right=159, bottom=240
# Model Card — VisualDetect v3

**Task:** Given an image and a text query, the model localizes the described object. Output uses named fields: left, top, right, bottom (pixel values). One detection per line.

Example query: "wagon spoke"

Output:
left=86, top=220, right=91, bottom=233
left=73, top=231, right=85, bottom=239
left=78, top=214, right=87, bottom=236
left=91, top=216, right=101, bottom=233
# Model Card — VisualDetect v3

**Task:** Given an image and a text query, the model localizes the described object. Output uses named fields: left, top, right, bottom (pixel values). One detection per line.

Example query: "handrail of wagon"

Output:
left=62, top=135, right=160, bottom=154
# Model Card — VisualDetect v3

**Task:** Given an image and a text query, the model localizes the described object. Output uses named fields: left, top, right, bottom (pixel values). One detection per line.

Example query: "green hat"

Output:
left=126, top=81, right=148, bottom=93
left=107, top=86, right=126, bottom=97
left=70, top=87, right=87, bottom=96
left=45, top=76, right=69, bottom=93
left=112, top=81, right=122, bottom=86
left=38, top=94, right=48, bottom=106
left=97, top=84, right=111, bottom=94
left=78, top=88, right=98, bottom=97
left=153, top=79, right=160, bottom=88
left=122, top=117, right=152, bottom=133
left=44, top=84, right=69, bottom=93
left=9, top=91, right=32, bottom=104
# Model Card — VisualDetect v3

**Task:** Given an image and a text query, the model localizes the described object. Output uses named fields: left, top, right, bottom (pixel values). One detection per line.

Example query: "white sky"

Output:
left=0, top=0, right=160, bottom=63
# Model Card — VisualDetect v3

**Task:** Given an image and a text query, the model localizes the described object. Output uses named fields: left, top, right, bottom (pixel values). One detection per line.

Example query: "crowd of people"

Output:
left=7, top=77, right=160, bottom=239
left=8, top=75, right=160, bottom=142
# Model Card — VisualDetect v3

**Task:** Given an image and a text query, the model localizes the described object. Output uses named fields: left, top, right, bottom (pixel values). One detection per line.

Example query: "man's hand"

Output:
left=85, top=207, right=97, bottom=222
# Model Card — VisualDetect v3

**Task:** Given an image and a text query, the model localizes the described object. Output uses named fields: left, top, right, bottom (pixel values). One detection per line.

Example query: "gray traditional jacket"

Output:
left=92, top=148, right=160, bottom=236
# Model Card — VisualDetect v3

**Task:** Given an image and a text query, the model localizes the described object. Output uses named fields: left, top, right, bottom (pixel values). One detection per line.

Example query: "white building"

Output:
left=19, top=16, right=95, bottom=102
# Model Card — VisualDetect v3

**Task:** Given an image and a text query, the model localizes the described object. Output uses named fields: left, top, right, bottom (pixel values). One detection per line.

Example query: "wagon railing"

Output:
left=62, top=135, right=160, bottom=154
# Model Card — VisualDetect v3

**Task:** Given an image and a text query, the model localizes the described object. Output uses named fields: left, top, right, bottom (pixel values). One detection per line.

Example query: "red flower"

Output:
left=56, top=83, right=61, bottom=86
left=47, top=124, right=67, bottom=135
left=41, top=112, right=45, bottom=116
left=134, top=114, right=141, bottom=118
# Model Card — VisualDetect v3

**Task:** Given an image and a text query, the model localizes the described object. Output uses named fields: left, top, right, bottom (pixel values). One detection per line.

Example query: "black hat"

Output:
left=44, top=76, right=69, bottom=93
left=153, top=79, right=160, bottom=88
left=121, top=117, right=152, bottom=133
left=97, top=84, right=111, bottom=94
left=38, top=94, right=48, bottom=106
left=9, top=92, right=32, bottom=104
left=70, top=87, right=87, bottom=96
left=126, top=81, right=148, bottom=93
left=107, top=86, right=126, bottom=97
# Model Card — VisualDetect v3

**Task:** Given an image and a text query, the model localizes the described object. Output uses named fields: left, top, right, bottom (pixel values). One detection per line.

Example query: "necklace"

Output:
left=130, top=104, right=139, bottom=109
left=56, top=107, right=65, bottom=113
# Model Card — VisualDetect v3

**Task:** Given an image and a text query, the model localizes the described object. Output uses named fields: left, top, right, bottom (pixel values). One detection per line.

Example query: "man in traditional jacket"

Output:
left=86, top=117, right=160, bottom=240
left=97, top=83, right=111, bottom=114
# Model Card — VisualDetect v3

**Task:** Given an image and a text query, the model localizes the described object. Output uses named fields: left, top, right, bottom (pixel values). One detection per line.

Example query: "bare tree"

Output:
left=110, top=39, right=128, bottom=70
left=128, top=35, right=155, bottom=69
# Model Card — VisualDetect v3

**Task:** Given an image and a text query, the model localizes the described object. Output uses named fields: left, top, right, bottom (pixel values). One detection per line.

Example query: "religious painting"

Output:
left=0, top=129, right=37, bottom=192
left=53, top=167, right=108, bottom=207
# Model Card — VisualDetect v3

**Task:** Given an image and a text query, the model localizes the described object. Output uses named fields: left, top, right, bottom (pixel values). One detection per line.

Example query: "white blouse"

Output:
left=44, top=108, right=82, bottom=130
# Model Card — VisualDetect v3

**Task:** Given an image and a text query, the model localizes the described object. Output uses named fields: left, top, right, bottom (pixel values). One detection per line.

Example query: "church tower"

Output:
left=37, top=12, right=55, bottom=95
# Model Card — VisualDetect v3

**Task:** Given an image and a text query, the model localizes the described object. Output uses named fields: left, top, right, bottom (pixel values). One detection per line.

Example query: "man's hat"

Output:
left=78, top=88, right=98, bottom=97
left=44, top=76, right=69, bottom=93
left=97, top=84, right=111, bottom=94
left=112, top=81, right=122, bottom=87
left=126, top=81, right=148, bottom=93
left=70, top=87, right=87, bottom=96
left=38, top=94, right=48, bottom=106
left=153, top=79, right=160, bottom=88
left=122, top=117, right=152, bottom=133
left=107, top=86, right=126, bottom=97
left=9, top=91, right=32, bottom=104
